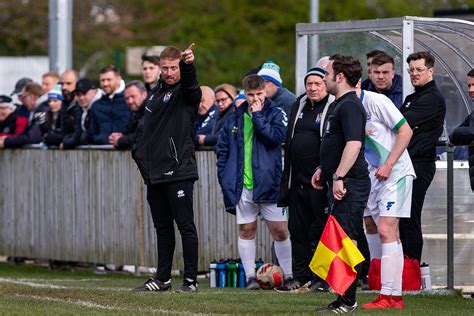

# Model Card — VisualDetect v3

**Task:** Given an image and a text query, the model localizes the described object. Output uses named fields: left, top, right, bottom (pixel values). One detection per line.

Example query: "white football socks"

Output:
left=274, top=238, right=293, bottom=279
left=380, top=241, right=399, bottom=296
left=238, top=237, right=256, bottom=280
left=393, top=242, right=404, bottom=296
left=366, top=233, right=382, bottom=259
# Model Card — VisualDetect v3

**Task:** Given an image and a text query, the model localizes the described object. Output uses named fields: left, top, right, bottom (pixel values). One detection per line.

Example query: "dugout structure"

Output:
left=295, top=17, right=474, bottom=289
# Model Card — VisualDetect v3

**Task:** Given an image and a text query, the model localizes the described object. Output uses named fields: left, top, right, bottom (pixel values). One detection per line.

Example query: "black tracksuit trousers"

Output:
left=288, top=184, right=328, bottom=284
left=399, top=161, right=436, bottom=263
left=147, top=180, right=199, bottom=282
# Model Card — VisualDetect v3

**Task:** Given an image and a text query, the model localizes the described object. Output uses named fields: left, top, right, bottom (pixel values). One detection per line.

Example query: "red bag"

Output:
left=368, top=256, right=422, bottom=291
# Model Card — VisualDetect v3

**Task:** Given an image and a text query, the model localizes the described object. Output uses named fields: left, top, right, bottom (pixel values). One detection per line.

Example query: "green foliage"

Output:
left=0, top=0, right=471, bottom=89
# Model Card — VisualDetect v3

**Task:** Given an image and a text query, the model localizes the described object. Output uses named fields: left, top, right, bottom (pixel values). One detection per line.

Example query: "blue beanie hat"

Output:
left=48, top=84, right=63, bottom=100
left=257, top=60, right=282, bottom=87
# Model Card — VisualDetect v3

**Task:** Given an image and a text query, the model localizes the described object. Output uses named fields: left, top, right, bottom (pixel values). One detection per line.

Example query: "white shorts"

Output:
left=364, top=174, right=414, bottom=225
left=236, top=188, right=287, bottom=224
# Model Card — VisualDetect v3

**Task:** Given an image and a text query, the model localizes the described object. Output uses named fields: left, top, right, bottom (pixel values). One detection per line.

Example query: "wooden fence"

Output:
left=0, top=148, right=273, bottom=271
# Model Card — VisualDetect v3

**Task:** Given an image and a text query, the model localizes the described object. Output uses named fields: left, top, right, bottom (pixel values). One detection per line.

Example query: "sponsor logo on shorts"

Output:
left=281, top=208, right=286, bottom=216
left=177, top=190, right=185, bottom=198
left=386, top=201, right=395, bottom=211
left=164, top=170, right=174, bottom=176
left=232, top=126, right=238, bottom=133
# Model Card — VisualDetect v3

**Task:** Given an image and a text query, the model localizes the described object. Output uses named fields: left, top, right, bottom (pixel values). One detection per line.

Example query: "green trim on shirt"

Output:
left=393, top=117, right=407, bottom=131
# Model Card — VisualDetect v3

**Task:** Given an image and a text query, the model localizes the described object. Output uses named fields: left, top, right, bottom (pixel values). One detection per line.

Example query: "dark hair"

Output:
left=329, top=54, right=362, bottom=87
left=468, top=69, right=474, bottom=77
left=243, top=74, right=265, bottom=91
left=141, top=54, right=160, bottom=66
left=370, top=53, right=394, bottom=67
left=125, top=80, right=146, bottom=94
left=366, top=50, right=386, bottom=59
left=160, top=46, right=181, bottom=60
left=99, top=65, right=121, bottom=75
left=406, top=51, right=435, bottom=68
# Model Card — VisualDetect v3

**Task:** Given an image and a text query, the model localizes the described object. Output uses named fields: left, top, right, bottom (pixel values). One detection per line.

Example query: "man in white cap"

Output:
left=258, top=60, right=296, bottom=116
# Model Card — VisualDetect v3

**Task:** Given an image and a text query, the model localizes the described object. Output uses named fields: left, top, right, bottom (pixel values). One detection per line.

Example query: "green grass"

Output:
left=0, top=262, right=473, bottom=315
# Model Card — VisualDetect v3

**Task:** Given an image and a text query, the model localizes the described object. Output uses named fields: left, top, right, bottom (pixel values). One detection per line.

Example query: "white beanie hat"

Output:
left=258, top=61, right=282, bottom=87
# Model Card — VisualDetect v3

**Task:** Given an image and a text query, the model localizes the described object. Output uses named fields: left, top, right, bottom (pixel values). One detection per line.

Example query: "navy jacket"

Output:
left=216, top=99, right=287, bottom=214
left=88, top=90, right=131, bottom=144
left=450, top=112, right=474, bottom=190
left=366, top=73, right=403, bottom=108
left=271, top=86, right=296, bottom=117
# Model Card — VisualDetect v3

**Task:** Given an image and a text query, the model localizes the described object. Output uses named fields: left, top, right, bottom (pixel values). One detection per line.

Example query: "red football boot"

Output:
left=361, top=294, right=393, bottom=309
left=391, top=295, right=405, bottom=309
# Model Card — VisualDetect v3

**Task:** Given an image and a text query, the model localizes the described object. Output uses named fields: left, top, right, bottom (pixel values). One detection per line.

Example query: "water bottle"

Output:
left=238, top=259, right=246, bottom=288
left=209, top=260, right=217, bottom=288
left=420, top=262, right=432, bottom=290
left=217, top=260, right=227, bottom=288
left=227, top=259, right=238, bottom=288
left=255, top=258, right=264, bottom=272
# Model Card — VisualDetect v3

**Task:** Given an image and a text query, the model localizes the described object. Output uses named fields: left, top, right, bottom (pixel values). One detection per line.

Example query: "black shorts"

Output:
left=328, top=177, right=370, bottom=240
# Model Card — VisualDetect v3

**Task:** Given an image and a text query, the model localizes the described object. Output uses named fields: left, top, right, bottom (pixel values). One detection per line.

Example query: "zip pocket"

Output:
left=169, top=137, right=180, bottom=164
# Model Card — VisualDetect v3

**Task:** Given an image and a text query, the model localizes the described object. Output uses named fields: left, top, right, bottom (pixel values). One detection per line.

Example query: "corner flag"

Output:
left=309, top=215, right=365, bottom=295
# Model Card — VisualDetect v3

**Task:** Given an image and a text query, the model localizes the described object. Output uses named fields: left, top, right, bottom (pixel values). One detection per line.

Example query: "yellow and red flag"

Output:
left=309, top=215, right=365, bottom=295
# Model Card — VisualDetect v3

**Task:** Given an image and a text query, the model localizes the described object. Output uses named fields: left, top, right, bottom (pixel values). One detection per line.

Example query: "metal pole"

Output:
left=309, top=0, right=319, bottom=67
left=49, top=0, right=73, bottom=73
left=402, top=17, right=415, bottom=100
left=446, top=143, right=454, bottom=289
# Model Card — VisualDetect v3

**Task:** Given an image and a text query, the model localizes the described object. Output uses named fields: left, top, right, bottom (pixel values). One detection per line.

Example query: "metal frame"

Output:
left=296, top=16, right=474, bottom=290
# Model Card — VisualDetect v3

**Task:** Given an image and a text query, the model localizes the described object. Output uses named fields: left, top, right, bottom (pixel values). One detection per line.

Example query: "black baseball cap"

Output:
left=11, top=77, right=33, bottom=96
left=73, top=78, right=95, bottom=94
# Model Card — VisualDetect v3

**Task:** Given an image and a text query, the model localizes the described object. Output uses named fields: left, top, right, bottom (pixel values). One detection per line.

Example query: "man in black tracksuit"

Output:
left=399, top=52, right=446, bottom=263
left=278, top=67, right=334, bottom=291
left=132, top=45, right=202, bottom=293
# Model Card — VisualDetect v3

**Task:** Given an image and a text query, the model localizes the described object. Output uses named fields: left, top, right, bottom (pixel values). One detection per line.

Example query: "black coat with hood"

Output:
left=132, top=61, right=202, bottom=185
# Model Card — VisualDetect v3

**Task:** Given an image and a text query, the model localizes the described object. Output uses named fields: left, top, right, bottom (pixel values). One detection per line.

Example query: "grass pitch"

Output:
left=0, top=262, right=473, bottom=315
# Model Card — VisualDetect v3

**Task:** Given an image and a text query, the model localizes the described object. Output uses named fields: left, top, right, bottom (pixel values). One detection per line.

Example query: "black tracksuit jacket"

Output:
left=132, top=61, right=202, bottom=185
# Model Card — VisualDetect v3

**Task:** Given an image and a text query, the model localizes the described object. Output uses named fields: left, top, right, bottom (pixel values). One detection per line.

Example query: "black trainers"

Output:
left=175, top=278, right=198, bottom=293
left=132, top=278, right=171, bottom=292
left=308, top=281, right=331, bottom=292
left=246, top=277, right=260, bottom=290
left=315, top=299, right=357, bottom=313
left=274, top=277, right=300, bottom=292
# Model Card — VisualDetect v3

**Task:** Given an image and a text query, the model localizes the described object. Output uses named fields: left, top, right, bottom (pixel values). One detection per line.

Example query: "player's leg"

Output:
left=236, top=188, right=259, bottom=288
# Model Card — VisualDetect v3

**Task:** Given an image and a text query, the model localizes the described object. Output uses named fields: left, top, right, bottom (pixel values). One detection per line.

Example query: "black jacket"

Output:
left=115, top=106, right=145, bottom=150
left=400, top=80, right=446, bottom=163
left=450, top=112, right=474, bottom=190
left=41, top=101, right=82, bottom=149
left=133, top=61, right=201, bottom=185
left=0, top=112, right=17, bottom=135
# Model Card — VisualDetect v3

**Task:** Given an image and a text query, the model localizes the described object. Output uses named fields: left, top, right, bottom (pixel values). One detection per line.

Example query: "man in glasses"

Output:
left=399, top=51, right=446, bottom=264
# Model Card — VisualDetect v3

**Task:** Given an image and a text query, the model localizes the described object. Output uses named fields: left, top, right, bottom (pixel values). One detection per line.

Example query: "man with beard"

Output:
left=312, top=54, right=370, bottom=313
left=132, top=45, right=201, bottom=293
left=88, top=65, right=130, bottom=145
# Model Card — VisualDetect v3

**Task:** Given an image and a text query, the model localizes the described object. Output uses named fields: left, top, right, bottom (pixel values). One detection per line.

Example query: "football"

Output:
left=256, top=263, right=284, bottom=289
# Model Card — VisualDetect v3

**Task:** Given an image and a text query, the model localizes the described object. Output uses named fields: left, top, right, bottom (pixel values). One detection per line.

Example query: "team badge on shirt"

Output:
left=163, top=92, right=173, bottom=104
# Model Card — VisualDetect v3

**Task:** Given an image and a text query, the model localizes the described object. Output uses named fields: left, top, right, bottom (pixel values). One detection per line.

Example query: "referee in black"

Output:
left=312, top=54, right=370, bottom=313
